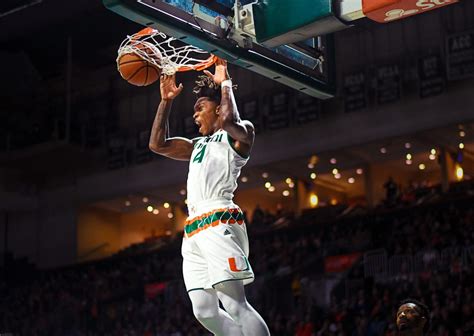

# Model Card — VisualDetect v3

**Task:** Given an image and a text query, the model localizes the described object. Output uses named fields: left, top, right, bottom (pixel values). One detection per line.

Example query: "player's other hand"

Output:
left=203, top=58, right=229, bottom=85
left=160, top=74, right=183, bottom=101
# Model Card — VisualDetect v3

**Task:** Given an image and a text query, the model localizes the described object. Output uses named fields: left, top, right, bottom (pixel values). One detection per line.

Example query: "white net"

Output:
left=117, top=27, right=217, bottom=75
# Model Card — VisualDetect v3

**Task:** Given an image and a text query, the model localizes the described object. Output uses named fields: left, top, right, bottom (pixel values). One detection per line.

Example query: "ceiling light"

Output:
left=406, top=153, right=412, bottom=160
left=459, top=130, right=466, bottom=137
left=147, top=206, right=153, bottom=212
left=265, top=182, right=271, bottom=188
left=459, top=143, right=465, bottom=149
left=167, top=212, right=174, bottom=219
left=405, top=142, right=411, bottom=149
left=332, top=168, right=339, bottom=175
left=288, top=182, right=295, bottom=188
left=334, top=173, right=341, bottom=179
left=307, top=163, right=315, bottom=169
left=430, top=148, right=436, bottom=155
left=268, top=186, right=275, bottom=192
left=310, top=194, right=319, bottom=207
left=429, top=154, right=436, bottom=160
left=356, top=168, right=363, bottom=175
left=330, top=158, right=337, bottom=164
left=380, top=147, right=387, bottom=154
left=142, top=197, right=149, bottom=203
left=184, top=199, right=188, bottom=204
left=125, top=200, right=131, bottom=207
left=241, top=176, right=248, bottom=183
left=348, top=177, right=355, bottom=184
left=418, top=163, right=426, bottom=170
left=285, top=177, right=292, bottom=184
left=153, top=209, right=159, bottom=215
left=310, top=172, right=317, bottom=179
left=406, top=159, right=412, bottom=165
left=164, top=202, right=170, bottom=209
left=262, top=172, right=269, bottom=178
left=180, top=189, right=186, bottom=195
left=282, top=190, right=290, bottom=196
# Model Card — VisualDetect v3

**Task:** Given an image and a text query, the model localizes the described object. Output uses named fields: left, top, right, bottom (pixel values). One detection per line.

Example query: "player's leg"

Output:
left=215, top=280, right=270, bottom=336
left=188, top=288, right=243, bottom=336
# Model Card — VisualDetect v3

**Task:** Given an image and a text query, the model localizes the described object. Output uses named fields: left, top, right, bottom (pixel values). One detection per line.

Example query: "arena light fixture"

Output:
left=310, top=172, right=317, bottom=179
left=380, top=147, right=387, bottom=154
left=264, top=182, right=271, bottom=188
left=334, top=173, right=341, bottom=179
left=455, top=164, right=464, bottom=181
left=268, top=186, right=275, bottom=192
left=309, top=194, right=319, bottom=207
left=153, top=209, right=159, bottom=215
left=164, top=202, right=170, bottom=208
left=282, top=190, right=290, bottom=197
left=418, top=163, right=426, bottom=170
left=406, top=153, right=412, bottom=160
left=348, top=177, right=355, bottom=184
left=125, top=200, right=131, bottom=207
left=332, top=168, right=338, bottom=175
left=459, top=143, right=465, bottom=149
left=168, top=212, right=174, bottom=219
left=241, top=176, right=248, bottom=183
left=330, top=158, right=337, bottom=164
left=459, top=131, right=466, bottom=137
left=147, top=205, right=154, bottom=212
left=262, top=172, right=269, bottom=178
left=405, top=142, right=411, bottom=149
left=142, top=196, right=149, bottom=203
left=356, top=168, right=363, bottom=175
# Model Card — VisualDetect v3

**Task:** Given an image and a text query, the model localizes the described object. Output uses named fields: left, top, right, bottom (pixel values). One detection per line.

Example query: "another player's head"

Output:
left=396, top=299, right=430, bottom=335
left=193, top=75, right=221, bottom=135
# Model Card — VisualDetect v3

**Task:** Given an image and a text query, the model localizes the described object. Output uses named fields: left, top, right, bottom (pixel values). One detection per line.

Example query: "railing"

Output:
left=363, top=245, right=474, bottom=280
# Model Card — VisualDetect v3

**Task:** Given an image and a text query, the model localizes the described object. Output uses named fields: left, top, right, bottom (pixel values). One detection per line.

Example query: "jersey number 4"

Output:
left=192, top=144, right=207, bottom=163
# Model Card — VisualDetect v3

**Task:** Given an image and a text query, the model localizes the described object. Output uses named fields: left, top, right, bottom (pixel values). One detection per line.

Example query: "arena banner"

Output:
left=324, top=252, right=362, bottom=273
left=362, top=0, right=459, bottom=23
left=446, top=30, right=474, bottom=80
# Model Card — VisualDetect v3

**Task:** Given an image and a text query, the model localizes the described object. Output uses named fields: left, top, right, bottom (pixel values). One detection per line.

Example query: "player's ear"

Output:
left=215, top=105, right=221, bottom=115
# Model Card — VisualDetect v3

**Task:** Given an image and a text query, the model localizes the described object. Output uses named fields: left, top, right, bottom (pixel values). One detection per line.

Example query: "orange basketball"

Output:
left=117, top=51, right=161, bottom=86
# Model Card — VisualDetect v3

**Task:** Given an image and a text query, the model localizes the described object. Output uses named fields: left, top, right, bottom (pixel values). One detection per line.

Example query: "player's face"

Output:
left=193, top=97, right=219, bottom=136
left=396, top=303, right=425, bottom=333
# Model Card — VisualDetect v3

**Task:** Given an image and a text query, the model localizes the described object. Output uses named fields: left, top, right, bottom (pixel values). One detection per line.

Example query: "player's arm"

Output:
left=204, top=59, right=254, bottom=155
left=149, top=74, right=194, bottom=161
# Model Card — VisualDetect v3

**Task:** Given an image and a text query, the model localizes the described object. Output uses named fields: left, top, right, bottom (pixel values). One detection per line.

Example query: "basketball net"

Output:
left=117, top=27, right=218, bottom=75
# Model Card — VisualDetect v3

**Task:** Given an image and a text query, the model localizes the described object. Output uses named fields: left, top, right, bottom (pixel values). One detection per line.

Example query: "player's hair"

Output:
left=193, top=75, right=221, bottom=103
left=399, top=298, right=431, bottom=335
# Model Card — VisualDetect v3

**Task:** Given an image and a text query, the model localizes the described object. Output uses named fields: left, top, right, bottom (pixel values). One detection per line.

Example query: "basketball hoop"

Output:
left=117, top=27, right=218, bottom=75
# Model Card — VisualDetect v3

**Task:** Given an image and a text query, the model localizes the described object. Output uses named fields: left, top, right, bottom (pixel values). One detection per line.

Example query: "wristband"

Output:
left=221, top=79, right=233, bottom=89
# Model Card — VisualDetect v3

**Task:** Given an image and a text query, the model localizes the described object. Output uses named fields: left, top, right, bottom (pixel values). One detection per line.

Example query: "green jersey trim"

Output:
left=227, top=133, right=250, bottom=159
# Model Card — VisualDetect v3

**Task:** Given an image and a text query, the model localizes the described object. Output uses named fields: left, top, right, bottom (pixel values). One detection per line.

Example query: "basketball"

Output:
left=117, top=50, right=161, bottom=87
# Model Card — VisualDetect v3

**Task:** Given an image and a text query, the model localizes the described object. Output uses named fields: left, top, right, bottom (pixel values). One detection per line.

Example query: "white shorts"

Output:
left=182, top=199, right=254, bottom=292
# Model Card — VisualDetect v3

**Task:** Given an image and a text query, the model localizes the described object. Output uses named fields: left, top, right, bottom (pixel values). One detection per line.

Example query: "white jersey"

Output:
left=186, top=129, right=248, bottom=213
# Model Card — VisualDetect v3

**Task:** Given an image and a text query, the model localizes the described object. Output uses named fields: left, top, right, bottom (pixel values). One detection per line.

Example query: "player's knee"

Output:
left=224, top=300, right=250, bottom=321
left=192, top=303, right=219, bottom=322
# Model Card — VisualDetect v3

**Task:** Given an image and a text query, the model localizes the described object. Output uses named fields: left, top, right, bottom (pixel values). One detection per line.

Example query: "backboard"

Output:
left=103, top=0, right=338, bottom=99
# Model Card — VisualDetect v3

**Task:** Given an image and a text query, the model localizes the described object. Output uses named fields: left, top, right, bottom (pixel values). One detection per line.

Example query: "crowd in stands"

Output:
left=1, top=181, right=473, bottom=335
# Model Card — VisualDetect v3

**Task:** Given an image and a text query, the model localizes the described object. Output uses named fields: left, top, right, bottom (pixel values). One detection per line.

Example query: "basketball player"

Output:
left=149, top=58, right=270, bottom=336
left=396, top=299, right=430, bottom=336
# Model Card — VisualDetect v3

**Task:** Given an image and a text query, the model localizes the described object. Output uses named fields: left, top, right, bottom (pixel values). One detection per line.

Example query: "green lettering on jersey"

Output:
left=192, top=144, right=207, bottom=163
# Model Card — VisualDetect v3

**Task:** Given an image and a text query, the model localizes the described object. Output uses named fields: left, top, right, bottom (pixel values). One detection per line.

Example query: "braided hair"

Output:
left=193, top=75, right=221, bottom=103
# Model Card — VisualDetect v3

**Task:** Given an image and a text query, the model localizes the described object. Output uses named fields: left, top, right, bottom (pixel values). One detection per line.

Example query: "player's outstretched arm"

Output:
left=204, top=59, right=254, bottom=156
left=149, top=74, right=193, bottom=161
